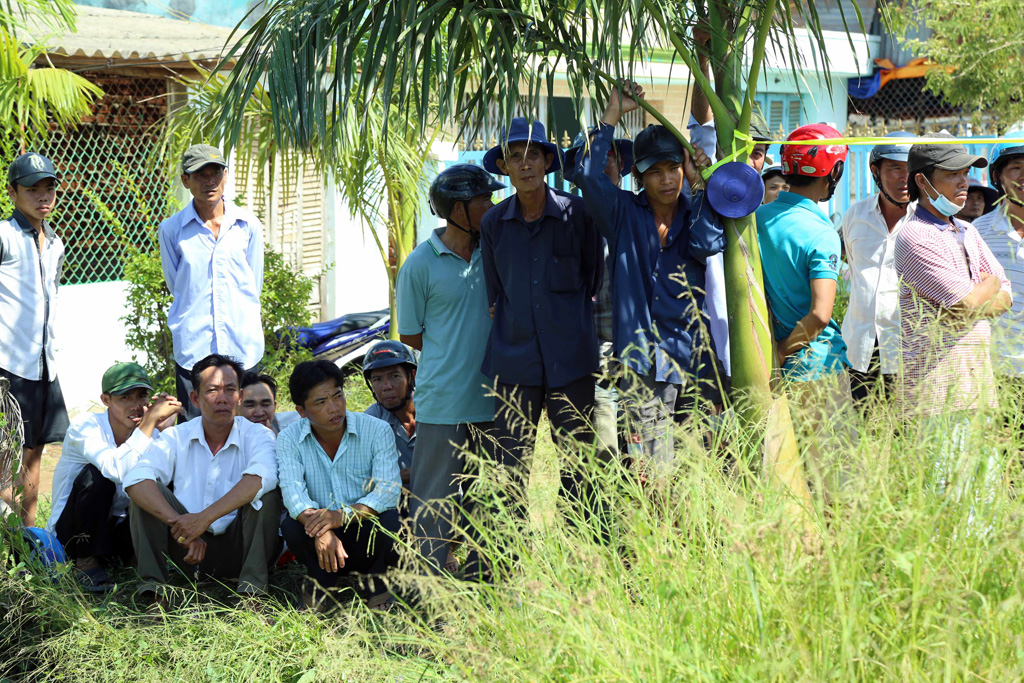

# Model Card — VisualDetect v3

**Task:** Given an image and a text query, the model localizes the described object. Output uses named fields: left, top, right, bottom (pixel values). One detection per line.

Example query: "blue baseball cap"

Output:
left=483, top=118, right=561, bottom=176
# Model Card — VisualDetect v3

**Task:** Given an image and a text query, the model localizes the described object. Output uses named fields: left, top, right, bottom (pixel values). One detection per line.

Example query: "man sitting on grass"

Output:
left=48, top=362, right=182, bottom=591
left=123, top=354, right=281, bottom=609
left=239, top=371, right=299, bottom=434
left=276, top=360, right=401, bottom=610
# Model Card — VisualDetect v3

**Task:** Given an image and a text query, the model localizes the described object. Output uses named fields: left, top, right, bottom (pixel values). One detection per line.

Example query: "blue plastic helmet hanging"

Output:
left=701, top=130, right=765, bottom=219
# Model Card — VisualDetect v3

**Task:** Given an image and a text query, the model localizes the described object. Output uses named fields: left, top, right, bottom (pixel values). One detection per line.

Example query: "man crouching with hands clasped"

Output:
left=277, top=360, right=402, bottom=611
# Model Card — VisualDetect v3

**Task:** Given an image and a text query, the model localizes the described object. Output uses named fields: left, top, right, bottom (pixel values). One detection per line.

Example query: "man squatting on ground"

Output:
left=841, top=132, right=915, bottom=404
left=756, top=124, right=859, bottom=498
left=396, top=163, right=504, bottom=583
left=575, top=84, right=723, bottom=475
left=894, top=137, right=1010, bottom=515
left=479, top=117, right=604, bottom=560
left=239, top=371, right=299, bottom=434
left=276, top=360, right=401, bottom=608
left=360, top=339, right=462, bottom=575
left=160, top=145, right=265, bottom=421
left=48, top=362, right=182, bottom=591
left=123, top=354, right=281, bottom=606
left=0, top=153, right=70, bottom=527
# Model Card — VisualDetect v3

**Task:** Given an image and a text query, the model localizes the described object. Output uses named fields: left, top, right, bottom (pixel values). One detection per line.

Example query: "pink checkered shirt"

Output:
left=893, top=206, right=1011, bottom=417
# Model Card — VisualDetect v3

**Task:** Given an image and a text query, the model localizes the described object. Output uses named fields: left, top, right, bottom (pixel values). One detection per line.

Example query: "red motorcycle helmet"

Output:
left=781, top=123, right=848, bottom=177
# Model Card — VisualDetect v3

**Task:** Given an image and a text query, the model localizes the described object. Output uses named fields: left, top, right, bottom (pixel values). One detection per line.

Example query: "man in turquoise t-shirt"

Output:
left=396, top=163, right=504, bottom=582
left=756, top=124, right=858, bottom=499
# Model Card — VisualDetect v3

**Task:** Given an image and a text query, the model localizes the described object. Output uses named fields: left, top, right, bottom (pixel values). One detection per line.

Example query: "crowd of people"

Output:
left=2, top=75, right=1023, bottom=612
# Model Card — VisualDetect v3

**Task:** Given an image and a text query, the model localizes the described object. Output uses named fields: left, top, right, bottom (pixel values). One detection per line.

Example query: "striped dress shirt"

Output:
left=276, top=411, right=401, bottom=519
left=976, top=207, right=1024, bottom=376
left=893, top=206, right=1011, bottom=417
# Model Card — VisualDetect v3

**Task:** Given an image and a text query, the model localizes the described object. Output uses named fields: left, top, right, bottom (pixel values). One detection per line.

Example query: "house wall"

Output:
left=56, top=281, right=138, bottom=415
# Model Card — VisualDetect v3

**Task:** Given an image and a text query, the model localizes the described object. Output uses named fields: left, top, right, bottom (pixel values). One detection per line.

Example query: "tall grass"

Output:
left=4, top=374, right=1024, bottom=682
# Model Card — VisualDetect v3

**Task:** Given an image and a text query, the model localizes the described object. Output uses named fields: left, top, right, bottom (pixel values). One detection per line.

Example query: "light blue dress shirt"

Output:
left=276, top=411, right=401, bottom=519
left=159, top=199, right=265, bottom=370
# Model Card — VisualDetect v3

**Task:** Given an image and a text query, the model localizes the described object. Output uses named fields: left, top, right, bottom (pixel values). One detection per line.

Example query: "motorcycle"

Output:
left=287, top=309, right=390, bottom=375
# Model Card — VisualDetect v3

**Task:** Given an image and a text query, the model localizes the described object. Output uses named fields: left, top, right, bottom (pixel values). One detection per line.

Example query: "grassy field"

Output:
left=4, top=371, right=1024, bottom=682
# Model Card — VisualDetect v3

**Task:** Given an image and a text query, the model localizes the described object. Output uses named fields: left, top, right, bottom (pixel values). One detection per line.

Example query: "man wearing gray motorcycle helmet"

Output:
left=395, top=163, right=504, bottom=586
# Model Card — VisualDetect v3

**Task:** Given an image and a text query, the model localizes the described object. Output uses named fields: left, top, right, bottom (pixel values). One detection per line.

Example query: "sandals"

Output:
left=77, top=565, right=114, bottom=593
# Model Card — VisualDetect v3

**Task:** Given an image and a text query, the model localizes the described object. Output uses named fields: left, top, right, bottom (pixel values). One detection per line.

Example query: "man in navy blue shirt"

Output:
left=480, top=117, right=603, bottom=552
left=576, top=84, right=723, bottom=477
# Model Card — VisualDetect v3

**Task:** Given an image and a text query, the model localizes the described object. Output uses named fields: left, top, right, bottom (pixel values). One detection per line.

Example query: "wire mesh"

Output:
left=41, top=71, right=169, bottom=286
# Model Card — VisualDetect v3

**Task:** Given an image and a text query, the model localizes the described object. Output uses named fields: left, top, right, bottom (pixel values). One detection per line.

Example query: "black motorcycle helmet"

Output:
left=428, top=163, right=507, bottom=220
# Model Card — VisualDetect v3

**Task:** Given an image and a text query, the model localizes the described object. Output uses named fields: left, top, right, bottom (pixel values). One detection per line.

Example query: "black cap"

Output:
left=633, top=125, right=686, bottom=174
left=8, top=153, right=57, bottom=187
left=181, top=144, right=228, bottom=174
left=907, top=133, right=987, bottom=179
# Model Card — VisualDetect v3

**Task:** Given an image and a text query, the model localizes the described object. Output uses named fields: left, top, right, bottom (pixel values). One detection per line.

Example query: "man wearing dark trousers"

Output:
left=0, top=153, right=70, bottom=526
left=159, top=144, right=265, bottom=420
left=480, top=117, right=603, bottom=561
left=277, top=360, right=401, bottom=610
left=48, top=362, right=182, bottom=591
left=124, top=354, right=280, bottom=608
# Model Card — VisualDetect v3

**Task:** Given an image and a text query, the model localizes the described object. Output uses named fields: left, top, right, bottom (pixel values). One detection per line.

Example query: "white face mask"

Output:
left=922, top=174, right=965, bottom=217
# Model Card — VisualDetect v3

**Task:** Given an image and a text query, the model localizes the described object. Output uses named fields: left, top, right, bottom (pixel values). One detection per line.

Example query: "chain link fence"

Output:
left=42, top=72, right=169, bottom=286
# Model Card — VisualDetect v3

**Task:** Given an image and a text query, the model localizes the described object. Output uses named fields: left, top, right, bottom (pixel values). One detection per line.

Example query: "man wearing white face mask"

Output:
left=894, top=137, right=1011, bottom=527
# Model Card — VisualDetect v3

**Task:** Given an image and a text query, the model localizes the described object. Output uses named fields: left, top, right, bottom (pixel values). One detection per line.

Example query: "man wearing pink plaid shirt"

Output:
left=894, top=136, right=1011, bottom=528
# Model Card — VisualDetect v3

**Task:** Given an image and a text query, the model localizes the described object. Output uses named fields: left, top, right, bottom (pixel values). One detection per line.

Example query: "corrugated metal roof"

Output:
left=29, top=4, right=239, bottom=62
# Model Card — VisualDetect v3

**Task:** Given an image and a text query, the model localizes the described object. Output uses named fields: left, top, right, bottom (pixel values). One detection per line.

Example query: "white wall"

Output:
left=55, top=281, right=140, bottom=416
left=323, top=181, right=391, bottom=319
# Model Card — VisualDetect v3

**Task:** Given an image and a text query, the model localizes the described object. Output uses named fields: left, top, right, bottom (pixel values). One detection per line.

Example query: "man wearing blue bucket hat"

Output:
left=577, top=84, right=722, bottom=475
left=479, top=116, right=604, bottom=554
left=841, top=131, right=916, bottom=405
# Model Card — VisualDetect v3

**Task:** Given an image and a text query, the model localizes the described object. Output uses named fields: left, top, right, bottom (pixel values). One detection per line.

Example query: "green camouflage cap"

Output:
left=101, top=362, right=153, bottom=396
left=181, top=144, right=228, bottom=174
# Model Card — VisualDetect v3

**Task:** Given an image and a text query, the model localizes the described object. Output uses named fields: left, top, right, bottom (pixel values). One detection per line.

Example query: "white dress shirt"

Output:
left=0, top=212, right=64, bottom=380
left=840, top=194, right=913, bottom=374
left=122, top=416, right=278, bottom=535
left=159, top=200, right=265, bottom=370
left=976, top=207, right=1024, bottom=375
left=46, top=411, right=156, bottom=533
left=687, top=115, right=732, bottom=375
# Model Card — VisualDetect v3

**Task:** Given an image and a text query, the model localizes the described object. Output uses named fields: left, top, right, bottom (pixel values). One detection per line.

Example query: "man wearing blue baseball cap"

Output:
left=841, top=131, right=916, bottom=405
left=159, top=144, right=265, bottom=421
left=577, top=84, right=722, bottom=475
left=479, top=116, right=604, bottom=565
left=0, top=152, right=69, bottom=527
left=976, top=132, right=1024, bottom=378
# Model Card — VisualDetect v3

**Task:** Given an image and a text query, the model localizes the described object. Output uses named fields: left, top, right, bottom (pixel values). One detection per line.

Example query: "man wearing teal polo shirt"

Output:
left=396, top=163, right=505, bottom=580
left=757, top=124, right=858, bottom=499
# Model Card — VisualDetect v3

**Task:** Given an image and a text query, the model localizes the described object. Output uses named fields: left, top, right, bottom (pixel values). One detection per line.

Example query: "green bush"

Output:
left=86, top=179, right=316, bottom=395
